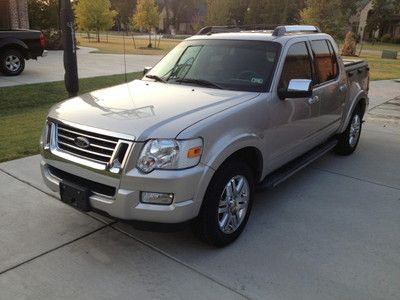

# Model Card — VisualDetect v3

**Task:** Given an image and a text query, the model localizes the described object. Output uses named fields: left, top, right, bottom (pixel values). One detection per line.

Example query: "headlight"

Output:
left=137, top=138, right=203, bottom=173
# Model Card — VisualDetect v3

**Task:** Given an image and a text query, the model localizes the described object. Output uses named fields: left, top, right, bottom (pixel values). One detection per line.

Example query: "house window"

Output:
left=0, top=0, right=10, bottom=29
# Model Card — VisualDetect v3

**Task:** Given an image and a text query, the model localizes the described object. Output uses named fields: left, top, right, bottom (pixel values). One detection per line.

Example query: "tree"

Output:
left=244, top=0, right=306, bottom=25
left=206, top=0, right=231, bottom=25
left=162, top=0, right=203, bottom=32
left=111, top=0, right=136, bottom=30
left=75, top=0, right=117, bottom=42
left=28, top=0, right=60, bottom=30
left=300, top=0, right=346, bottom=38
left=366, top=0, right=400, bottom=39
left=133, top=0, right=159, bottom=47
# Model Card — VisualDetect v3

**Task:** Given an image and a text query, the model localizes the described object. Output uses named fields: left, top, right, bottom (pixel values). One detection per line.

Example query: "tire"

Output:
left=195, top=160, right=254, bottom=247
left=0, top=49, right=25, bottom=76
left=335, top=107, right=363, bottom=155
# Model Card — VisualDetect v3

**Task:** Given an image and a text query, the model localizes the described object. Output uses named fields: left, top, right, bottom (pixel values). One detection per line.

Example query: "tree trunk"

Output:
left=97, top=30, right=100, bottom=43
left=148, top=31, right=152, bottom=48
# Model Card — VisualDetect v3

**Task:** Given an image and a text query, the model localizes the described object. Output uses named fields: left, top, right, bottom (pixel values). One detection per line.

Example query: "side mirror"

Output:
left=279, top=79, right=313, bottom=99
left=143, top=66, right=152, bottom=76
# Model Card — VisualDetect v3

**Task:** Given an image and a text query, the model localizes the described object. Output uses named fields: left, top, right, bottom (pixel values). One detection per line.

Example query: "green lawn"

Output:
left=0, top=72, right=142, bottom=163
left=358, top=55, right=400, bottom=80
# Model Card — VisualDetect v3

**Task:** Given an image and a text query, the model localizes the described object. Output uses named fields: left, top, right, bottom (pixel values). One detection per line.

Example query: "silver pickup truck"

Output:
left=40, top=25, right=369, bottom=246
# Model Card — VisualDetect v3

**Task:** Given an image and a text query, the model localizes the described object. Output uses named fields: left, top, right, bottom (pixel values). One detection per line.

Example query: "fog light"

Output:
left=141, top=192, right=174, bottom=205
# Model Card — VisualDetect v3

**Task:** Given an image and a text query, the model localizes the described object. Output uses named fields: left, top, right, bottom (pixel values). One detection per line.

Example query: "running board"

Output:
left=257, top=139, right=338, bottom=190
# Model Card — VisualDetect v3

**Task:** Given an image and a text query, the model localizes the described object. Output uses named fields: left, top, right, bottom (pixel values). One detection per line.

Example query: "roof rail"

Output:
left=196, top=24, right=279, bottom=35
left=196, top=25, right=321, bottom=36
left=196, top=26, right=241, bottom=35
left=272, top=25, right=321, bottom=36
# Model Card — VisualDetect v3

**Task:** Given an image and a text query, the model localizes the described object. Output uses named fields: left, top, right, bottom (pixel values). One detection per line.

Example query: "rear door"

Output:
left=308, top=39, right=346, bottom=139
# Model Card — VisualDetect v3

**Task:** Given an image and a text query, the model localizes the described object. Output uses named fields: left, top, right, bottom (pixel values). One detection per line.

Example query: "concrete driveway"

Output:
left=0, top=81, right=399, bottom=299
left=0, top=47, right=162, bottom=87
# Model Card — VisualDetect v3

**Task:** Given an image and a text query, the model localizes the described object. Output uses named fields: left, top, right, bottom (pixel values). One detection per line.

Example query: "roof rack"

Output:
left=272, top=25, right=321, bottom=36
left=196, top=24, right=279, bottom=35
left=196, top=25, right=321, bottom=36
left=196, top=26, right=241, bottom=35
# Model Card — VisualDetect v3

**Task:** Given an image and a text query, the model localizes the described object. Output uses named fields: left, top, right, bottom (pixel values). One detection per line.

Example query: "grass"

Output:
left=337, top=40, right=400, bottom=53
left=76, top=34, right=181, bottom=55
left=0, top=72, right=142, bottom=163
left=356, top=54, right=400, bottom=80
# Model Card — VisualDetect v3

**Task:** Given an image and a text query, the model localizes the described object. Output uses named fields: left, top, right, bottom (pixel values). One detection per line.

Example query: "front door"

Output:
left=265, top=41, right=320, bottom=168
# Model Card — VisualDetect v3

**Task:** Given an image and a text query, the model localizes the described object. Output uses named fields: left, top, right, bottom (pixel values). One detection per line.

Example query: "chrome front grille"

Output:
left=53, top=123, right=133, bottom=173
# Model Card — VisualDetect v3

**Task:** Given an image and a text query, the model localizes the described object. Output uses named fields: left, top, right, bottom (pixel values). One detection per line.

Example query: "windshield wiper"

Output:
left=175, top=78, right=223, bottom=89
left=145, top=74, right=166, bottom=83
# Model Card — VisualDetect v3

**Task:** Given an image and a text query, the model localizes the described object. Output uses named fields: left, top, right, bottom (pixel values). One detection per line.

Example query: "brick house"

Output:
left=0, top=0, right=29, bottom=29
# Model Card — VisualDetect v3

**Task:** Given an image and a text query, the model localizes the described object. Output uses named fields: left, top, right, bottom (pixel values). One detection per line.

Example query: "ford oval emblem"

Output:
left=74, top=136, right=90, bottom=148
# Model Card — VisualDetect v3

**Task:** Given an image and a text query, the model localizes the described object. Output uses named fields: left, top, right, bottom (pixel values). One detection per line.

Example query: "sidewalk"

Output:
left=0, top=47, right=162, bottom=87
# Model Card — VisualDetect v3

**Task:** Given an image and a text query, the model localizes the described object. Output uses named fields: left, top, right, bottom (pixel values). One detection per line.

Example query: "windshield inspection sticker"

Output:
left=251, top=78, right=264, bottom=84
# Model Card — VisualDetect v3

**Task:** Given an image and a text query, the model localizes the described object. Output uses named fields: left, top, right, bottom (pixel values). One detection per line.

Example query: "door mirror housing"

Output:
left=279, top=79, right=313, bottom=99
left=143, top=66, right=152, bottom=76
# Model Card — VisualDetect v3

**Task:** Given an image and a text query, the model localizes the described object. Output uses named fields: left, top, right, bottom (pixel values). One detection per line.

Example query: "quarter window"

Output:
left=311, top=40, right=338, bottom=85
left=279, top=42, right=312, bottom=91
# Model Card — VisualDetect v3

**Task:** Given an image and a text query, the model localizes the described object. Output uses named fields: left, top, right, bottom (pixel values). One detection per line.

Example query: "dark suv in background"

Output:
left=0, top=29, right=46, bottom=76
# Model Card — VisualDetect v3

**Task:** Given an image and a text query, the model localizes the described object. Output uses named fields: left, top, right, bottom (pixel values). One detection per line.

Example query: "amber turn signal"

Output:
left=187, top=146, right=202, bottom=158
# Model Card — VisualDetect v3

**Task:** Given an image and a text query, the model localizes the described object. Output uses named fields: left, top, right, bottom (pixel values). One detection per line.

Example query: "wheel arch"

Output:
left=338, top=91, right=368, bottom=134
left=0, top=39, right=29, bottom=59
left=205, top=135, right=264, bottom=184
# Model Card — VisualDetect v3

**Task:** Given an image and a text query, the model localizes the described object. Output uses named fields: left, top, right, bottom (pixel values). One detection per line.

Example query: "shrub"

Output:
left=341, top=31, right=357, bottom=56
left=381, top=33, right=392, bottom=43
left=42, top=29, right=63, bottom=50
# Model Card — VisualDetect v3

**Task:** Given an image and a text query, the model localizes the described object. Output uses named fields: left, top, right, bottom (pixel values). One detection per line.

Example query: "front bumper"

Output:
left=41, top=153, right=214, bottom=224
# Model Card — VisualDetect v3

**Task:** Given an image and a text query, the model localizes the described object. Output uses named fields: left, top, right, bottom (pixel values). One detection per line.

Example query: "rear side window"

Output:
left=279, top=42, right=312, bottom=91
left=311, top=40, right=338, bottom=85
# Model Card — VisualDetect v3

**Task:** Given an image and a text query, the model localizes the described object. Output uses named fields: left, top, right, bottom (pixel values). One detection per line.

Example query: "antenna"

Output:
left=122, top=24, right=127, bottom=83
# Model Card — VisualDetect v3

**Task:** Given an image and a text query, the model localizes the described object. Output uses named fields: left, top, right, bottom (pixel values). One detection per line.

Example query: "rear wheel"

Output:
left=335, top=107, right=363, bottom=155
left=195, top=160, right=254, bottom=247
left=0, top=49, right=25, bottom=76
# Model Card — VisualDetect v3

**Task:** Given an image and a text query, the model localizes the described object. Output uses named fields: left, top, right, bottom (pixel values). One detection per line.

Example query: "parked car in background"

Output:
left=40, top=25, right=369, bottom=246
left=0, top=29, right=46, bottom=76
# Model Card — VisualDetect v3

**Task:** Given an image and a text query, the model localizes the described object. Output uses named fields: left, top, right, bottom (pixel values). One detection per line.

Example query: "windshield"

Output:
left=145, top=39, right=281, bottom=92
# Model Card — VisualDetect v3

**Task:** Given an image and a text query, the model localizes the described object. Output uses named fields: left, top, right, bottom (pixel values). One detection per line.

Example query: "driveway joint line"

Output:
left=0, top=168, right=110, bottom=224
left=311, top=167, right=400, bottom=191
left=111, top=225, right=250, bottom=299
left=0, top=224, right=112, bottom=276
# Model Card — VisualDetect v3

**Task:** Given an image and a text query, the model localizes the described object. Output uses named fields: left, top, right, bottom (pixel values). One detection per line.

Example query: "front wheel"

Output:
left=195, top=160, right=254, bottom=247
left=0, top=49, right=25, bottom=76
left=335, top=108, right=363, bottom=155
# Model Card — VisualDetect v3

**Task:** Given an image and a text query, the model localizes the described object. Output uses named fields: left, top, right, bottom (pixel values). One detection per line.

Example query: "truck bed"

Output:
left=343, top=58, right=369, bottom=73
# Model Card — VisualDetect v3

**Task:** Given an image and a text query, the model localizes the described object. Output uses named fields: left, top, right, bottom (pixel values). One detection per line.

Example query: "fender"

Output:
left=203, top=132, right=263, bottom=174
left=338, top=88, right=368, bottom=134
left=0, top=37, right=29, bottom=52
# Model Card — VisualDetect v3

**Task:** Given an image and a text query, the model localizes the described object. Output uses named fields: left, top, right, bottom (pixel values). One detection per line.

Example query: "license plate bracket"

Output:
left=59, top=181, right=91, bottom=212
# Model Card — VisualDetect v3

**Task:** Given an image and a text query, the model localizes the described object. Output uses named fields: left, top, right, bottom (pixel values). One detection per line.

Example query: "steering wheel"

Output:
left=237, top=70, right=261, bottom=80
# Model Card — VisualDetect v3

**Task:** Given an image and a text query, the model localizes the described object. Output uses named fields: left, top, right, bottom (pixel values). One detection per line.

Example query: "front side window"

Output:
left=146, top=40, right=281, bottom=92
left=279, top=42, right=312, bottom=91
left=311, top=40, right=337, bottom=85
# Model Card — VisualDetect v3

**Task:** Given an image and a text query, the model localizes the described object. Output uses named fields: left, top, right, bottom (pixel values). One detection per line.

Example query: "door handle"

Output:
left=339, top=84, right=348, bottom=93
left=308, top=95, right=319, bottom=105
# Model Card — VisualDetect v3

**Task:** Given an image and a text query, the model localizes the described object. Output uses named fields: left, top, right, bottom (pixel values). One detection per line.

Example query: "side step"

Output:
left=257, top=139, right=338, bottom=190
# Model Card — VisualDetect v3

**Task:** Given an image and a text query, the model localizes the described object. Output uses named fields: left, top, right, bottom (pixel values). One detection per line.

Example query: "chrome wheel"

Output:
left=5, top=55, right=21, bottom=72
left=218, top=175, right=250, bottom=234
left=349, top=114, right=361, bottom=147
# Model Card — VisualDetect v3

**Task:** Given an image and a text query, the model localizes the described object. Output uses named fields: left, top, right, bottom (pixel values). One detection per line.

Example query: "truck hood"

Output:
left=48, top=80, right=259, bottom=141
